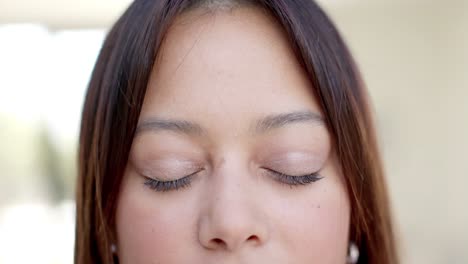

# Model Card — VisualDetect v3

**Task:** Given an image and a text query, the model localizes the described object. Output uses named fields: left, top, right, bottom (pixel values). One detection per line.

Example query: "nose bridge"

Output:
left=198, top=159, right=268, bottom=252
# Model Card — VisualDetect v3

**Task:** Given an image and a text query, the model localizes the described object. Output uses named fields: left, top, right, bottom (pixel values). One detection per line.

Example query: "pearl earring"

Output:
left=110, top=243, right=117, bottom=254
left=347, top=242, right=359, bottom=264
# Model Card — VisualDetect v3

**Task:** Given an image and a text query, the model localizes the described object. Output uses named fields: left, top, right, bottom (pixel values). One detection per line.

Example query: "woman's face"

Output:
left=116, top=6, right=350, bottom=264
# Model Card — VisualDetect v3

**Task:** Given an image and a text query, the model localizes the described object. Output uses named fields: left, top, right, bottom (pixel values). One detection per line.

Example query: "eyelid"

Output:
left=144, top=168, right=201, bottom=181
left=262, top=167, right=323, bottom=186
left=265, top=152, right=322, bottom=166
left=142, top=169, right=201, bottom=192
left=134, top=158, right=204, bottom=179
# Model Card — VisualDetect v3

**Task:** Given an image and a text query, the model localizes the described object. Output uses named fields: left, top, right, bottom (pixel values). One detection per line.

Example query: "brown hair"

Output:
left=75, top=0, right=398, bottom=263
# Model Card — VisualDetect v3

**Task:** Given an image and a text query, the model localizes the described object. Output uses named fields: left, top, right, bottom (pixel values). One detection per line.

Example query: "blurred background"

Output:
left=0, top=0, right=466, bottom=263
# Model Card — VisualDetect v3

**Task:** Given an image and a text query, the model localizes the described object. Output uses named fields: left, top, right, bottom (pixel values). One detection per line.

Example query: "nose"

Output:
left=198, top=168, right=269, bottom=252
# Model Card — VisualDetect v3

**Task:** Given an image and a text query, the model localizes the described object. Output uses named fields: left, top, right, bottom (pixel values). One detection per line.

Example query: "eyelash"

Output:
left=143, top=169, right=323, bottom=192
left=263, top=168, right=323, bottom=186
left=143, top=171, right=199, bottom=192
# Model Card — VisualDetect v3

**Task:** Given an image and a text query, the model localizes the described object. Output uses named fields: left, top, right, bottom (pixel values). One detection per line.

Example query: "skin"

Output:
left=116, top=6, right=351, bottom=264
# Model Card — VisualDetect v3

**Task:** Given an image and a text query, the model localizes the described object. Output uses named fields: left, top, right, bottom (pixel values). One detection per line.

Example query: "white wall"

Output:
left=325, top=1, right=468, bottom=262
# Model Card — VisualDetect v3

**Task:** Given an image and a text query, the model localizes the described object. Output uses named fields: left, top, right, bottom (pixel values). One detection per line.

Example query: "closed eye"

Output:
left=142, top=167, right=322, bottom=192
left=142, top=170, right=202, bottom=192
left=263, top=168, right=323, bottom=186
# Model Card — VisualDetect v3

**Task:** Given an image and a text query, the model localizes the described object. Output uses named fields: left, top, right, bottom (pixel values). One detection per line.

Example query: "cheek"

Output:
left=115, top=173, right=197, bottom=263
left=273, top=176, right=350, bottom=263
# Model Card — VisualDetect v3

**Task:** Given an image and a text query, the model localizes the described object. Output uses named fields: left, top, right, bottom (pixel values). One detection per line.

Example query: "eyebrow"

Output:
left=135, top=110, right=324, bottom=136
left=135, top=119, right=204, bottom=136
left=253, top=110, right=325, bottom=134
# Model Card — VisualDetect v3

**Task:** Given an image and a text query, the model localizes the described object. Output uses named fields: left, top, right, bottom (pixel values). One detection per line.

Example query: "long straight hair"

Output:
left=75, top=0, right=398, bottom=263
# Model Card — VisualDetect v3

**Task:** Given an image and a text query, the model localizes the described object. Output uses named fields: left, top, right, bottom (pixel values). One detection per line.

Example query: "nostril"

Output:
left=247, top=235, right=259, bottom=242
left=212, top=238, right=227, bottom=248
left=206, top=235, right=261, bottom=251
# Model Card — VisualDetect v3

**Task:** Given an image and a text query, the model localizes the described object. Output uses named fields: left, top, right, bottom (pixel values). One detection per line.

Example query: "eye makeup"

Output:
left=142, top=165, right=323, bottom=193
left=134, top=137, right=327, bottom=193
left=138, top=153, right=325, bottom=193
left=142, top=170, right=200, bottom=192
left=262, top=167, right=323, bottom=186
left=131, top=155, right=205, bottom=192
left=256, top=150, right=326, bottom=187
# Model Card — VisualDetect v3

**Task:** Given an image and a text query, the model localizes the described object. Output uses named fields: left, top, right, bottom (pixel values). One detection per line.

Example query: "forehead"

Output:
left=141, top=6, right=321, bottom=129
